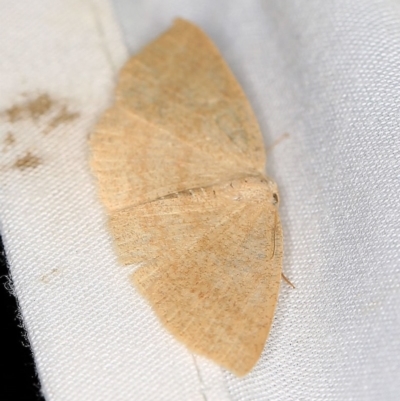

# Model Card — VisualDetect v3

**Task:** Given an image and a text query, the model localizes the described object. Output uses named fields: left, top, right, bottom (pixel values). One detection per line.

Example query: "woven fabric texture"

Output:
left=103, top=0, right=400, bottom=399
left=1, top=0, right=399, bottom=400
left=113, top=1, right=399, bottom=400
left=0, top=1, right=229, bottom=400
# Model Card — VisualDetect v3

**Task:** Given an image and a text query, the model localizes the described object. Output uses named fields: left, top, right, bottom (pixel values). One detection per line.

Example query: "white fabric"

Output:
left=1, top=0, right=399, bottom=400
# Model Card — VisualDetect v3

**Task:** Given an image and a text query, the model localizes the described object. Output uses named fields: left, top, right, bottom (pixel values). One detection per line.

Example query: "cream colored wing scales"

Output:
left=90, top=107, right=255, bottom=210
left=116, top=19, right=266, bottom=172
left=109, top=180, right=248, bottom=265
left=133, top=193, right=282, bottom=377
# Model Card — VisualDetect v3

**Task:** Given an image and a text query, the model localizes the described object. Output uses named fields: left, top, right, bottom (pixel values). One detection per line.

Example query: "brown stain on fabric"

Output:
left=14, top=152, right=42, bottom=170
left=46, top=105, right=79, bottom=133
left=3, top=92, right=79, bottom=133
left=5, top=93, right=54, bottom=122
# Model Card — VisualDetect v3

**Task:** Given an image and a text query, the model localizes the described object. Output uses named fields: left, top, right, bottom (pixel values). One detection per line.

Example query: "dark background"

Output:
left=0, top=236, right=43, bottom=401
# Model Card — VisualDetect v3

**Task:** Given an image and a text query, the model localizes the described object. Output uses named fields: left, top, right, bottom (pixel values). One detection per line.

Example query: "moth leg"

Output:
left=266, top=132, right=289, bottom=154
left=281, top=273, right=295, bottom=288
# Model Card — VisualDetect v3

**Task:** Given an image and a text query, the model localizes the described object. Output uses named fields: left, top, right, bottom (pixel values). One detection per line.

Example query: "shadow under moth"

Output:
left=89, top=19, right=283, bottom=376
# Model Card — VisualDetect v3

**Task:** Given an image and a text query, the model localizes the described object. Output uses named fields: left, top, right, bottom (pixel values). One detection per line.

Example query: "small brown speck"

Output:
left=40, top=268, right=61, bottom=284
left=3, top=132, right=15, bottom=148
left=14, top=152, right=42, bottom=170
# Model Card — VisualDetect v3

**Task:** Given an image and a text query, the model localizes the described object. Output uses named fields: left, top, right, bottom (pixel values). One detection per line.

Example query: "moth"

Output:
left=90, top=19, right=283, bottom=376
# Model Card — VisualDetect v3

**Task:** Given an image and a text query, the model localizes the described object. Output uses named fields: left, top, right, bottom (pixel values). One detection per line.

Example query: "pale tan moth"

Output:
left=90, top=19, right=283, bottom=376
